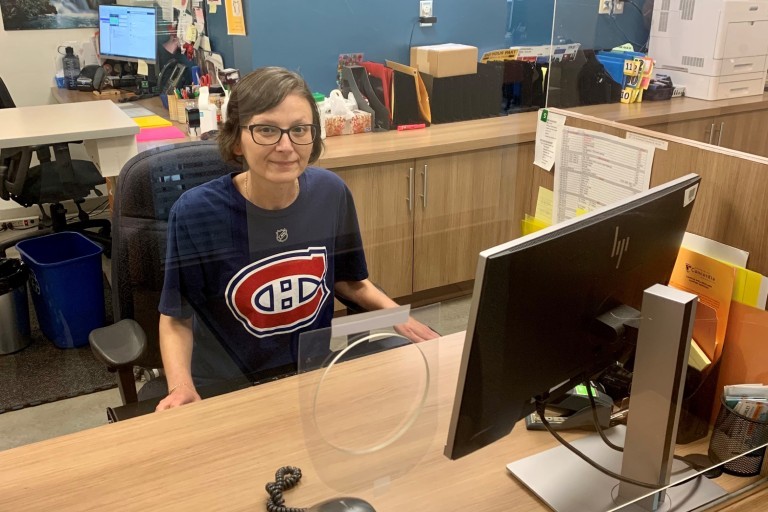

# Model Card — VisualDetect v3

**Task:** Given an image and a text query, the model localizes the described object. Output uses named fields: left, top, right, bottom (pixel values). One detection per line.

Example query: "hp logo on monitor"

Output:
left=611, top=227, right=630, bottom=269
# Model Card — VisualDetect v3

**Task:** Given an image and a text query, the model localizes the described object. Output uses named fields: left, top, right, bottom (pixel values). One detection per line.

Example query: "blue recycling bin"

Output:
left=16, top=232, right=105, bottom=348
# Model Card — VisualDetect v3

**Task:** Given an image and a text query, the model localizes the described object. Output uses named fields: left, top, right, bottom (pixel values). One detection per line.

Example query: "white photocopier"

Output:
left=649, top=0, right=768, bottom=100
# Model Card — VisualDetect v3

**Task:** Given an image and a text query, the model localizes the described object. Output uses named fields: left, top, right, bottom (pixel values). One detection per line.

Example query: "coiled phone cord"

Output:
left=265, top=466, right=306, bottom=512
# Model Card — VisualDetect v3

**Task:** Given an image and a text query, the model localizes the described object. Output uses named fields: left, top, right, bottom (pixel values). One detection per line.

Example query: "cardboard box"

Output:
left=410, top=44, right=478, bottom=78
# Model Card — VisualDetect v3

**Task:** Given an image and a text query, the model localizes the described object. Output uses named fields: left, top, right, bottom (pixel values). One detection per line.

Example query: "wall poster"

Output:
left=1, top=0, right=99, bottom=30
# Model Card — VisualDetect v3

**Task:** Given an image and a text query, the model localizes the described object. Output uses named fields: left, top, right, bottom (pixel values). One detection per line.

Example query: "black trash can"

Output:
left=0, top=258, right=31, bottom=355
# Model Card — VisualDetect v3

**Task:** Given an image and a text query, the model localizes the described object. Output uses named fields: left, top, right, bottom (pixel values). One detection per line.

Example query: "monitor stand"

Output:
left=507, top=285, right=727, bottom=512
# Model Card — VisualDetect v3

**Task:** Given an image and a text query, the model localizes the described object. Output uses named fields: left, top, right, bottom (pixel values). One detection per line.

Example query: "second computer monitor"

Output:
left=99, top=5, right=157, bottom=63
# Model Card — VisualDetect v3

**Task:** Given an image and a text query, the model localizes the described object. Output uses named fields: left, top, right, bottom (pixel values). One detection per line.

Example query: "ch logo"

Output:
left=611, top=226, right=630, bottom=269
left=276, top=228, right=288, bottom=243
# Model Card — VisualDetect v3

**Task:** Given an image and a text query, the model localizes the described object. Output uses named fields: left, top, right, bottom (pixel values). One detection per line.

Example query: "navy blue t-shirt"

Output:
left=159, top=167, right=368, bottom=383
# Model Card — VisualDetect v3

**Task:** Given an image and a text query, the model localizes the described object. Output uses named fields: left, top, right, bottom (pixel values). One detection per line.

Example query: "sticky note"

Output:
left=134, top=115, right=173, bottom=128
left=137, top=59, right=149, bottom=76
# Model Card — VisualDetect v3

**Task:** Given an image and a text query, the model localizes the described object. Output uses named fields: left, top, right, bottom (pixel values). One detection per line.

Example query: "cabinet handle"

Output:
left=707, top=123, right=715, bottom=145
left=407, top=167, right=414, bottom=213
left=717, top=121, right=724, bottom=146
left=420, top=164, right=428, bottom=209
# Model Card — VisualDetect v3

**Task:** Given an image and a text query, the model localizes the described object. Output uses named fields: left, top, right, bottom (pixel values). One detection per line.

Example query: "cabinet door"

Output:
left=715, top=111, right=768, bottom=157
left=412, top=147, right=520, bottom=292
left=333, top=161, right=414, bottom=299
left=647, top=117, right=717, bottom=145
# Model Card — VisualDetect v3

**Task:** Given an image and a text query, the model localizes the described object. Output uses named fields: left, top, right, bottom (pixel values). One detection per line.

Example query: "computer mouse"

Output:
left=307, top=497, right=376, bottom=512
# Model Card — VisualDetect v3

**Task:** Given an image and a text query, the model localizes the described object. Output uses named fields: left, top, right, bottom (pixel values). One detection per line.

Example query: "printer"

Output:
left=648, top=0, right=768, bottom=100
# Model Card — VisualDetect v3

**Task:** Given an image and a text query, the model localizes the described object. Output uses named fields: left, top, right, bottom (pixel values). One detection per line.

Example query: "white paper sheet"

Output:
left=553, top=126, right=654, bottom=223
left=533, top=108, right=566, bottom=172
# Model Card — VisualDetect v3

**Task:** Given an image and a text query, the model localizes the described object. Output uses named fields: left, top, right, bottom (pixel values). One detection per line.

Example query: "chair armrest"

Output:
left=89, top=319, right=147, bottom=369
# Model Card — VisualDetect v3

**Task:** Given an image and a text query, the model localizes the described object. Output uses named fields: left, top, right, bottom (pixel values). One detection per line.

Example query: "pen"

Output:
left=397, top=123, right=426, bottom=131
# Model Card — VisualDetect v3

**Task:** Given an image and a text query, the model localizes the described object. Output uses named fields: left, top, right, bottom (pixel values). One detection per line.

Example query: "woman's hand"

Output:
left=155, top=383, right=201, bottom=411
left=395, top=316, right=440, bottom=343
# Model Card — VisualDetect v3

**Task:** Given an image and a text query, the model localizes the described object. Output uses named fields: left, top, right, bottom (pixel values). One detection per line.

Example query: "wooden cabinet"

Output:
left=715, top=111, right=768, bottom=157
left=647, top=110, right=768, bottom=157
left=412, top=147, right=521, bottom=291
left=334, top=162, right=414, bottom=299
left=332, top=144, right=528, bottom=298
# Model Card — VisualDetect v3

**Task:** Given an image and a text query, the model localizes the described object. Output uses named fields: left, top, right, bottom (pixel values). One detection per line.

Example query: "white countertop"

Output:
left=0, top=100, right=139, bottom=148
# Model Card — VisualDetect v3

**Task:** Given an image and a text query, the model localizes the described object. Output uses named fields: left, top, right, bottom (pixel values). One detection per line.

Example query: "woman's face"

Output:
left=235, top=93, right=314, bottom=187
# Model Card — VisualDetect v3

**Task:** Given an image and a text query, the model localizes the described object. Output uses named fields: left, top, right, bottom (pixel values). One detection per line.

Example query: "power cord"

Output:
left=535, top=399, right=661, bottom=489
left=581, top=382, right=713, bottom=480
left=265, top=466, right=306, bottom=512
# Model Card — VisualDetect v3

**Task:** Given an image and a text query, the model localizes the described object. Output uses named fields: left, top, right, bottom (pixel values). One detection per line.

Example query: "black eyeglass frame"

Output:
left=241, top=124, right=319, bottom=146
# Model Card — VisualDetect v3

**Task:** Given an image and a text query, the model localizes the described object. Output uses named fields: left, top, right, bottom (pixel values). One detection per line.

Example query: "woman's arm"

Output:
left=334, top=279, right=439, bottom=343
left=155, top=314, right=201, bottom=410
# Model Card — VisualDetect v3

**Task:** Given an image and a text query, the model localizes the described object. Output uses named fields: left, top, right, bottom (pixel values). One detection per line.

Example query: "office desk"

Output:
left=0, top=101, right=139, bottom=178
left=0, top=332, right=764, bottom=511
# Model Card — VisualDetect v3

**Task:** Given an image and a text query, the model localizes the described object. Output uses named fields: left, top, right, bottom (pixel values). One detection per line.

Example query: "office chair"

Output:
left=0, top=76, right=111, bottom=255
left=89, top=141, right=238, bottom=405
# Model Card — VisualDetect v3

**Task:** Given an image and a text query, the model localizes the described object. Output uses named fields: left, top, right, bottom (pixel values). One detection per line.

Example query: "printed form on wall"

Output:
left=552, top=126, right=654, bottom=223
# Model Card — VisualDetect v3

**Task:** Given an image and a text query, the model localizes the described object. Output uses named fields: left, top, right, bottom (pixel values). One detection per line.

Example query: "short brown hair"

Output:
left=218, top=67, right=324, bottom=165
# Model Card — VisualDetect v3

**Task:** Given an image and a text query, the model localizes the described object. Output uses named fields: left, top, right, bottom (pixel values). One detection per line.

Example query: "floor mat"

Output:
left=0, top=275, right=116, bottom=414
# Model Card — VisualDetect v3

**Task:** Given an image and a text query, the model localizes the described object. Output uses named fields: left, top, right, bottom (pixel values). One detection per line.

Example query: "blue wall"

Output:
left=507, top=0, right=650, bottom=51
left=208, top=0, right=509, bottom=94
left=207, top=0, right=650, bottom=94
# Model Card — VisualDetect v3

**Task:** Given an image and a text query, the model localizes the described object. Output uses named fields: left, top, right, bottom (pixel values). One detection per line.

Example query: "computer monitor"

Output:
left=99, top=5, right=157, bottom=63
left=445, top=173, right=702, bottom=461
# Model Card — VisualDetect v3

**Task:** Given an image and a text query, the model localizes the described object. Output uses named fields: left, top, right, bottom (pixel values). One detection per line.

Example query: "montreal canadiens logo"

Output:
left=225, top=247, right=330, bottom=337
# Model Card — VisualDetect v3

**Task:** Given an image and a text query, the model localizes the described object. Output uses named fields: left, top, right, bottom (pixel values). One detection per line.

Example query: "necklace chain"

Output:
left=243, top=172, right=299, bottom=206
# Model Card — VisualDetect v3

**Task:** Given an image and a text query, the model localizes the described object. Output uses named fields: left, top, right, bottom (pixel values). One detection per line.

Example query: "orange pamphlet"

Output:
left=670, top=247, right=735, bottom=362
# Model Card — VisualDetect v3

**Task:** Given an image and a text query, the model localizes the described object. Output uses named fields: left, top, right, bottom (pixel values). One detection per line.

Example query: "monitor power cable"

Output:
left=535, top=399, right=661, bottom=489
left=584, top=381, right=714, bottom=477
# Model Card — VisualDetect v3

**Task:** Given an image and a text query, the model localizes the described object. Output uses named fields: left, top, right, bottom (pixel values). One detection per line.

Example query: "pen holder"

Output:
left=708, top=396, right=768, bottom=476
left=167, top=94, right=178, bottom=121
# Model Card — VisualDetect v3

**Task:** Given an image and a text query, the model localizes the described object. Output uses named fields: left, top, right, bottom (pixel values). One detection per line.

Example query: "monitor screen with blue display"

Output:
left=99, top=5, right=157, bottom=63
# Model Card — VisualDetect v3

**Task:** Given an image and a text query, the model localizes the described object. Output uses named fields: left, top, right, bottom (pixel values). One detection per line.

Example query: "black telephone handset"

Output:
left=76, top=65, right=106, bottom=92
left=158, top=60, right=190, bottom=94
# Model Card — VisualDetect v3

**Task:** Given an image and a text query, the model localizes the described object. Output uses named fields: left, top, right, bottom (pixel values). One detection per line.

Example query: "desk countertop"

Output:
left=50, top=87, right=768, bottom=169
left=0, top=331, right=764, bottom=511
left=0, top=101, right=139, bottom=149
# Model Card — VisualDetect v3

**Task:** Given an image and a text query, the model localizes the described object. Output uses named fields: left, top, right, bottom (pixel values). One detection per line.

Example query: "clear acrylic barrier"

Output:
left=296, top=304, right=440, bottom=495
left=608, top=439, right=768, bottom=511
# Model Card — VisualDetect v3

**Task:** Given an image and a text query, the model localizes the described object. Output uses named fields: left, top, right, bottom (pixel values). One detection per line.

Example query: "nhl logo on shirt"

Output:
left=225, top=247, right=329, bottom=337
left=276, top=228, right=288, bottom=243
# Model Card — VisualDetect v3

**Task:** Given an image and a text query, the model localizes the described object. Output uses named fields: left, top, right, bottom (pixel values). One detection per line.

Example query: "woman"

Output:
left=156, top=67, right=436, bottom=410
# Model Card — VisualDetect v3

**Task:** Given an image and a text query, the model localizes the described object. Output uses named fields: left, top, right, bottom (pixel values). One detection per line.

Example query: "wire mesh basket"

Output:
left=708, top=396, right=768, bottom=477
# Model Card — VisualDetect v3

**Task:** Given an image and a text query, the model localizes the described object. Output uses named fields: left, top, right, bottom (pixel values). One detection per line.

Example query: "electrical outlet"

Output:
left=419, top=0, right=433, bottom=26
left=598, top=0, right=612, bottom=14
left=614, top=0, right=624, bottom=14
left=419, top=0, right=433, bottom=18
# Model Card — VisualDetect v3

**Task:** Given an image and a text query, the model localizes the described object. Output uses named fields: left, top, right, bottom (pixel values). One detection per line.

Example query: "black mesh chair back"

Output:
left=111, top=141, right=237, bottom=369
left=0, top=76, right=111, bottom=255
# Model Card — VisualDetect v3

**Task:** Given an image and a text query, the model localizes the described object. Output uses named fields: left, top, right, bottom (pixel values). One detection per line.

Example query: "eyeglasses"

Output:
left=242, top=124, right=318, bottom=145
